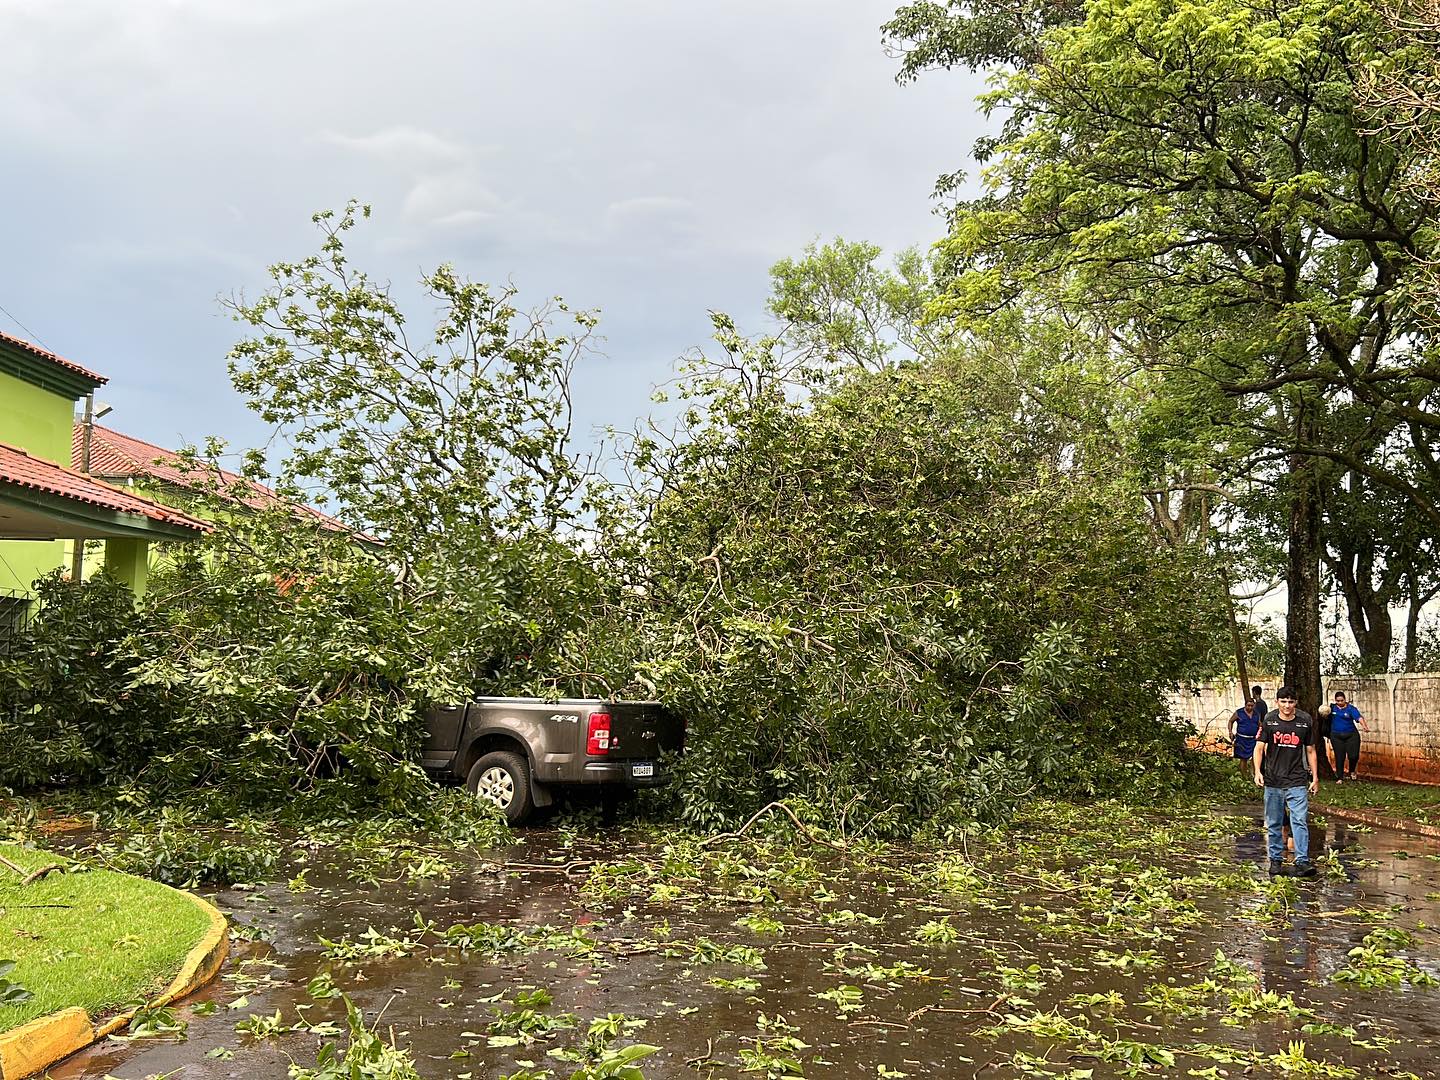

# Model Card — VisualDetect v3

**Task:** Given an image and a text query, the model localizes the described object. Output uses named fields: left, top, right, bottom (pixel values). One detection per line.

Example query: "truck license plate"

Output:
left=631, top=763, right=654, bottom=778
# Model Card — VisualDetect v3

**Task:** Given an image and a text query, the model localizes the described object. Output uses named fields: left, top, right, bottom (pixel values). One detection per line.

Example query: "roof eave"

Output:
left=0, top=484, right=211, bottom=541
left=0, top=339, right=106, bottom=400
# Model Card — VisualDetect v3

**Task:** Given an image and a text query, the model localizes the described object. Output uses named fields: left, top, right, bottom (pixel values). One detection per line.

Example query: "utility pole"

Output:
left=70, top=393, right=96, bottom=584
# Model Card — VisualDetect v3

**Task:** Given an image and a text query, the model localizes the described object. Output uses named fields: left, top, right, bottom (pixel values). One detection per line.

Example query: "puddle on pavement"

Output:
left=39, top=805, right=1440, bottom=1080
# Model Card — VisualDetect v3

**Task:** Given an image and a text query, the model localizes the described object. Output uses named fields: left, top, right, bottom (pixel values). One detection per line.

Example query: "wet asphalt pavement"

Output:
left=40, top=808, right=1440, bottom=1080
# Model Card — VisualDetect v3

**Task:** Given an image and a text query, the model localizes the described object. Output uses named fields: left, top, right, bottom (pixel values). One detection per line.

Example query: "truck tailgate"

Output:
left=605, top=702, right=685, bottom=760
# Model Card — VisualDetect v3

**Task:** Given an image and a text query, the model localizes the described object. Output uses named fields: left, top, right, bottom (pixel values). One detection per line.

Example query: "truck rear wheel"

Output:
left=467, top=750, right=535, bottom=825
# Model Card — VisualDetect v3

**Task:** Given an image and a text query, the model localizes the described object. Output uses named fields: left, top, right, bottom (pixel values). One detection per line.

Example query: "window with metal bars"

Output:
left=0, top=590, right=29, bottom=658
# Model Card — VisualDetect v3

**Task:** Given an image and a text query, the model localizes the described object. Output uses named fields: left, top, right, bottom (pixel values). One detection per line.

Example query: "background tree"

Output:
left=0, top=215, right=1236, bottom=831
left=1353, top=0, right=1440, bottom=672
left=888, top=0, right=1440, bottom=716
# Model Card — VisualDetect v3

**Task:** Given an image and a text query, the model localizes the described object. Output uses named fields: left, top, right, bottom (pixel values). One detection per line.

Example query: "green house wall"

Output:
left=0, top=369, right=75, bottom=597
left=64, top=479, right=199, bottom=585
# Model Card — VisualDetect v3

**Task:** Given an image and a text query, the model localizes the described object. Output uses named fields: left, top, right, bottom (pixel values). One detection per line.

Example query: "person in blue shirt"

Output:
left=1328, top=690, right=1368, bottom=782
left=1228, top=697, right=1263, bottom=771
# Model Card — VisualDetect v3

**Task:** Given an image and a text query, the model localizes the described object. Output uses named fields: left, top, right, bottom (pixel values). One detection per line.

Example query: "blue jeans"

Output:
left=1264, top=785, right=1311, bottom=862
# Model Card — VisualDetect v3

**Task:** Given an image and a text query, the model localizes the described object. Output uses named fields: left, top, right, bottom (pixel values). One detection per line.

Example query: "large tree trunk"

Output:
left=1285, top=449, right=1333, bottom=778
left=1405, top=571, right=1440, bottom=673
left=1405, top=596, right=1421, bottom=673
left=1218, top=562, right=1250, bottom=696
left=1329, top=546, right=1394, bottom=672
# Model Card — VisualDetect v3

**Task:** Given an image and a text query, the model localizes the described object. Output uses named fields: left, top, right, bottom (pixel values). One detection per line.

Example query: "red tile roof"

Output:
left=0, top=330, right=108, bottom=385
left=0, top=441, right=209, bottom=532
left=75, top=423, right=359, bottom=536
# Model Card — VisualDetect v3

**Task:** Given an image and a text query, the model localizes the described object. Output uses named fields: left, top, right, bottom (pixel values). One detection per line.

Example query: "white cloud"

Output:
left=604, top=195, right=695, bottom=224
left=321, top=126, right=474, bottom=169
left=399, top=172, right=506, bottom=228
left=431, top=208, right=502, bottom=230
left=0, top=0, right=989, bottom=460
left=0, top=0, right=342, bottom=27
left=66, top=237, right=253, bottom=275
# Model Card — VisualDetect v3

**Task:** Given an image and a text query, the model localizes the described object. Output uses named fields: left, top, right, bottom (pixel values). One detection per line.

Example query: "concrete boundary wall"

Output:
left=1169, top=673, right=1440, bottom=785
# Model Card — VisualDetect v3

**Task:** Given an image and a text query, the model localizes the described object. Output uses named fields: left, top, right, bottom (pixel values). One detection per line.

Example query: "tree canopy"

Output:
left=890, top=0, right=1440, bottom=698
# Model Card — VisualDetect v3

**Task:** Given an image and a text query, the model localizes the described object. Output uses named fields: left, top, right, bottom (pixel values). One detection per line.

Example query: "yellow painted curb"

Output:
left=0, top=1009, right=89, bottom=1080
left=0, top=887, right=228, bottom=1080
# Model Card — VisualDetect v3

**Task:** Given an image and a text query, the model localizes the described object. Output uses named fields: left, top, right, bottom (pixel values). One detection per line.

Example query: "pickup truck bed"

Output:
left=422, top=697, right=685, bottom=823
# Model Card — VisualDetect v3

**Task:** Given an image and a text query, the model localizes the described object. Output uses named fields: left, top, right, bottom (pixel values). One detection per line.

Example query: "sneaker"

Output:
left=1268, top=859, right=1286, bottom=876
left=1293, top=861, right=1317, bottom=879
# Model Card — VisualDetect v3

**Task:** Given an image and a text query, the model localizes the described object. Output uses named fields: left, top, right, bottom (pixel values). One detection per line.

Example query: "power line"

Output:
left=0, top=302, right=49, bottom=350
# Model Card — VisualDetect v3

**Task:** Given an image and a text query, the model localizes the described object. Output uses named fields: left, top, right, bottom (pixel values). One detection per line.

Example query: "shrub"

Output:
left=0, top=572, right=163, bottom=789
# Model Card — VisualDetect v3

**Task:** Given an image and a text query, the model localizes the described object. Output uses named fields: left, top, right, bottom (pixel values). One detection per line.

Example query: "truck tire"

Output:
left=467, top=750, right=535, bottom=825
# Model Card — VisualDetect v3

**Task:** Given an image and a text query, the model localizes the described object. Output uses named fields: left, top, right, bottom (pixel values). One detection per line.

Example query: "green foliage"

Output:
left=884, top=0, right=1080, bottom=84
left=288, top=995, right=424, bottom=1080
left=0, top=206, right=610, bottom=827
left=581, top=313, right=1226, bottom=831
left=914, top=919, right=961, bottom=944
left=321, top=927, right=423, bottom=962
left=738, top=1016, right=809, bottom=1080
left=766, top=238, right=954, bottom=370
left=893, top=0, right=1440, bottom=703
left=228, top=201, right=595, bottom=540
left=0, top=572, right=162, bottom=789
left=101, top=823, right=281, bottom=887
left=0, top=212, right=1230, bottom=836
left=1333, top=927, right=1440, bottom=988
left=0, top=531, right=429, bottom=816
left=0, top=961, right=31, bottom=1007
left=566, top=1042, right=661, bottom=1080
left=120, top=1003, right=187, bottom=1041
left=488, top=996, right=579, bottom=1043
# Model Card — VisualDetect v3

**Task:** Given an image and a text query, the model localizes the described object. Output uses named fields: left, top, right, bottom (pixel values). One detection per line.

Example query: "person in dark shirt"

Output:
left=1227, top=698, right=1263, bottom=771
left=1327, top=690, right=1368, bottom=782
left=1254, top=686, right=1319, bottom=878
left=1250, top=685, right=1268, bottom=723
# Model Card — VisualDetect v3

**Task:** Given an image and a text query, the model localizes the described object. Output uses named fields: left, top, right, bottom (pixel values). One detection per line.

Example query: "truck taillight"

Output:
left=586, top=712, right=612, bottom=756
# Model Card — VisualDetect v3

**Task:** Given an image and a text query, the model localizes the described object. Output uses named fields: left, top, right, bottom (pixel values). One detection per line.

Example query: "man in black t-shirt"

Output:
left=1253, top=686, right=1319, bottom=878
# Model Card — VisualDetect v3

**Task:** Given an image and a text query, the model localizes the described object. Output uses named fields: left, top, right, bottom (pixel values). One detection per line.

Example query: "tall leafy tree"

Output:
left=1352, top=0, right=1440, bottom=669
left=227, top=202, right=597, bottom=548
left=225, top=204, right=607, bottom=695
left=579, top=240, right=1227, bottom=831
left=601, top=327, right=1224, bottom=831
left=891, top=0, right=1440, bottom=710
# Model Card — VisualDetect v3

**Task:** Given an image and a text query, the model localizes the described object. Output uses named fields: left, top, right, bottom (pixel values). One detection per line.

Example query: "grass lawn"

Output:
left=1314, top=776, right=1440, bottom=825
left=0, top=843, right=212, bottom=1032
left=1194, top=754, right=1440, bottom=825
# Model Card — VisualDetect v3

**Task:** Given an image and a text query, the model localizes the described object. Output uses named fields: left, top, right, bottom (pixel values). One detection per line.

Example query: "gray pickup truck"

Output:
left=421, top=697, right=686, bottom=824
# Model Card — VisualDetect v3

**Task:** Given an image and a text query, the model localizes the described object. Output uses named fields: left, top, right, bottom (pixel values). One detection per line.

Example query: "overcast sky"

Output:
left=0, top=0, right=985, bottom=458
